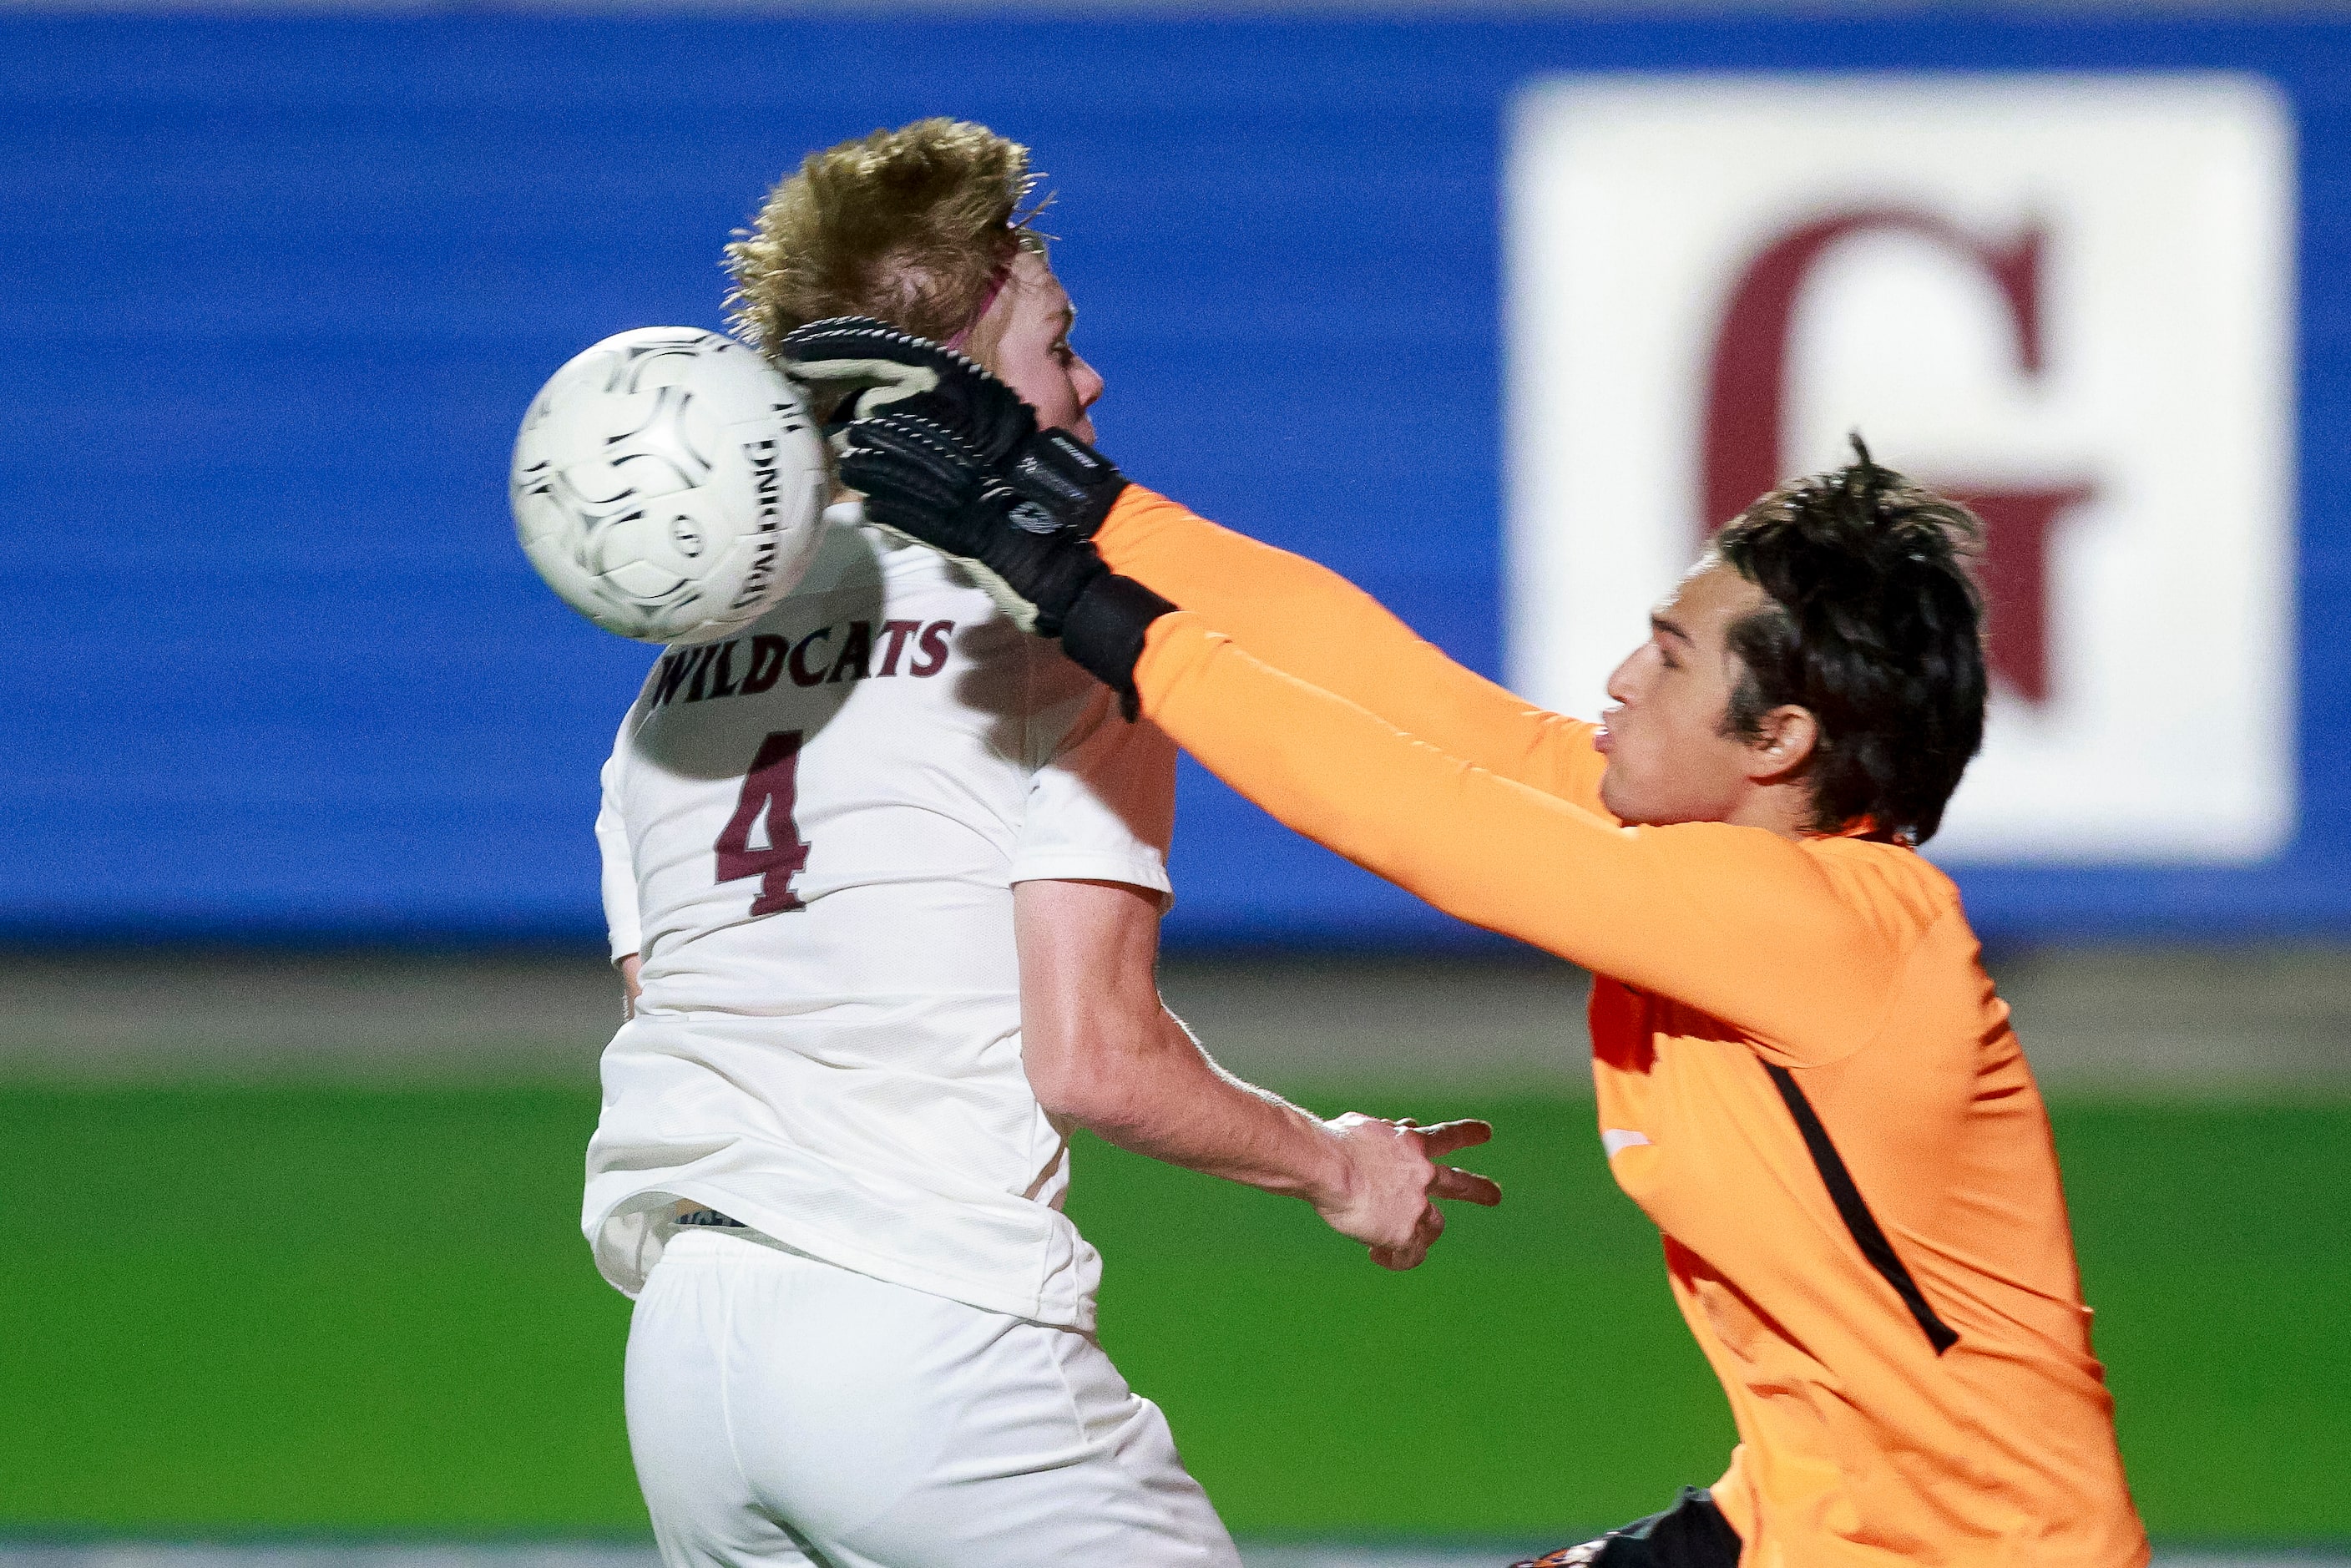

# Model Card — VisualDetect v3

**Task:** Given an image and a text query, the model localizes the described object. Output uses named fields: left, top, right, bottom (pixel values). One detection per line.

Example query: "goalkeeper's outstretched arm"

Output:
left=1092, top=489, right=1606, bottom=811
left=1117, top=607, right=1900, bottom=1060
left=778, top=316, right=1601, bottom=807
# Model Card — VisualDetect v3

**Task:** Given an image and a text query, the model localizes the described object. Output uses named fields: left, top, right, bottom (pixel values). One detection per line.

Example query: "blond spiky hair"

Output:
left=724, top=118, right=1046, bottom=358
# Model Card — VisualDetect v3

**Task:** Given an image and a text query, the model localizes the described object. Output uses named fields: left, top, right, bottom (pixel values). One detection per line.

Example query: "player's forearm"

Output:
left=1039, top=1009, right=1349, bottom=1203
left=1014, top=877, right=1352, bottom=1206
left=1095, top=488, right=1605, bottom=808
left=1132, top=614, right=1900, bottom=1057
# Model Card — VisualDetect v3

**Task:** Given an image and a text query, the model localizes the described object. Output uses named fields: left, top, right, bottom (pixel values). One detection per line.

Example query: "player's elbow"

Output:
left=1029, top=1069, right=1111, bottom=1129
left=1024, top=1043, right=1135, bottom=1129
left=1023, top=1015, right=1174, bottom=1133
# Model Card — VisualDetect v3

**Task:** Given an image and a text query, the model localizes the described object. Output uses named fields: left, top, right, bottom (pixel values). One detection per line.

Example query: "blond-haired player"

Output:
left=581, top=119, right=1500, bottom=1568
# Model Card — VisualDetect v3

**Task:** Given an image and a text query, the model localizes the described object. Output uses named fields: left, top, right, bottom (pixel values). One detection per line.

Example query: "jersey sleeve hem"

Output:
left=1007, top=852, right=1176, bottom=907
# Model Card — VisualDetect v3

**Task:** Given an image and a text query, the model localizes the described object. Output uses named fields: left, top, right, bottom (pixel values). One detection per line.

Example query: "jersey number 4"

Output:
left=715, top=731, right=811, bottom=915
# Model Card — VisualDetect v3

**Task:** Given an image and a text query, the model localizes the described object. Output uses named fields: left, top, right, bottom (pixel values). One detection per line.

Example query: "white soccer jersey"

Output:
left=583, top=508, right=1176, bottom=1331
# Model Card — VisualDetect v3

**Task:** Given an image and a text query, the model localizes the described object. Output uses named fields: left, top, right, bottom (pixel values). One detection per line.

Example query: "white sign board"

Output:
left=1505, top=75, right=2296, bottom=862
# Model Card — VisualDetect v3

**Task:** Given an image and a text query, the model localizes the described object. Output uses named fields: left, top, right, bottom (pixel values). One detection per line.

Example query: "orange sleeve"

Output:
left=1135, top=612, right=1902, bottom=1061
left=1096, top=486, right=1608, bottom=812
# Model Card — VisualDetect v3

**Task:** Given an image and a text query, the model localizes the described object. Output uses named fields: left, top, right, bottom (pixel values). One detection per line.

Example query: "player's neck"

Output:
left=1722, top=781, right=1818, bottom=842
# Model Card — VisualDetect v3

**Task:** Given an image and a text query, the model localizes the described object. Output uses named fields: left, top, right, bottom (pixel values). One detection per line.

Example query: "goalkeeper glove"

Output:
left=837, top=407, right=1172, bottom=711
left=776, top=316, right=1130, bottom=538
left=777, top=316, right=1039, bottom=462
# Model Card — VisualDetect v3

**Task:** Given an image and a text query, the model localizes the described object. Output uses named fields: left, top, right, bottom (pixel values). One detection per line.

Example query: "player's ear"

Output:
left=1742, top=704, right=1819, bottom=785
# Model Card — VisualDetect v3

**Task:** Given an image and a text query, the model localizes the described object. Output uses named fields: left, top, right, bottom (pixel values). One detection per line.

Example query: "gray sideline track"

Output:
left=2, top=948, right=2346, bottom=1092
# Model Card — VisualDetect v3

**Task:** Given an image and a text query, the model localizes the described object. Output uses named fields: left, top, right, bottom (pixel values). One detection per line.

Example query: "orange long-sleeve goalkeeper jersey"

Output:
left=1096, top=487, right=2147, bottom=1568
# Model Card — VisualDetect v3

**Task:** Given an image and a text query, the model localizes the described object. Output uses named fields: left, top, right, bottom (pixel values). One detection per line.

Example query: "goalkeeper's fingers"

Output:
left=781, top=316, right=961, bottom=372
left=837, top=412, right=987, bottom=521
left=786, top=357, right=939, bottom=424
left=777, top=318, right=958, bottom=414
left=781, top=317, right=1034, bottom=458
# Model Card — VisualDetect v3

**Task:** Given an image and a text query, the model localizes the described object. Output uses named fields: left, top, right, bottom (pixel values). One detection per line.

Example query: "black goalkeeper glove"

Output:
left=839, top=407, right=1172, bottom=710
left=777, top=316, right=1130, bottom=538
left=843, top=410, right=1101, bottom=635
left=778, top=316, right=1039, bottom=461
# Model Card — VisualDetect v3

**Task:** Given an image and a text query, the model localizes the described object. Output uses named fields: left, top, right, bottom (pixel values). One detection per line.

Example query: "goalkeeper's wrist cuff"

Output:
left=1059, top=574, right=1175, bottom=718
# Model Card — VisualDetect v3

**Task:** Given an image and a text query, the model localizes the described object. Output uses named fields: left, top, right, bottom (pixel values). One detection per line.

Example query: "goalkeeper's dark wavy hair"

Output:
left=1711, top=438, right=1987, bottom=846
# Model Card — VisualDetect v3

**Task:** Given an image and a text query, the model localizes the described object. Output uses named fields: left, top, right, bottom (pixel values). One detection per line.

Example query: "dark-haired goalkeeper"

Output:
left=779, top=321, right=2150, bottom=1568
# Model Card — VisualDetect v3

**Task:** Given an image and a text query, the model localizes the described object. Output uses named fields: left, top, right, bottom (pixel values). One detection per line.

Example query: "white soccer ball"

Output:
left=511, top=326, right=830, bottom=645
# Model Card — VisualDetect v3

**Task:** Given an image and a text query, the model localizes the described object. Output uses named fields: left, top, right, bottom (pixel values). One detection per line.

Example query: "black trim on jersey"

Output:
left=1762, top=1061, right=1959, bottom=1356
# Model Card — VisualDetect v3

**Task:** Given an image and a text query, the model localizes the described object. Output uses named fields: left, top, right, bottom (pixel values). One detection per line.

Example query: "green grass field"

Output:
left=3, top=1085, right=2345, bottom=1544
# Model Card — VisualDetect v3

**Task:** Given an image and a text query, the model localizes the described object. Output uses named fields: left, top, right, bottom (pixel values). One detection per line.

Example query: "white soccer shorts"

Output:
left=625, top=1227, right=1244, bottom=1568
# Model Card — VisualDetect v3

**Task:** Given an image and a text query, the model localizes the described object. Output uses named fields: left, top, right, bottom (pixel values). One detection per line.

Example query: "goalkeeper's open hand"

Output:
left=800, top=321, right=1176, bottom=710
left=839, top=409, right=1105, bottom=638
left=778, top=316, right=1039, bottom=463
left=839, top=407, right=1173, bottom=709
left=777, top=316, right=1130, bottom=538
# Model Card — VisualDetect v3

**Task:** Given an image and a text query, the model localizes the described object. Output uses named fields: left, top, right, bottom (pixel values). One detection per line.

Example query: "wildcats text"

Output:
left=649, top=620, right=957, bottom=709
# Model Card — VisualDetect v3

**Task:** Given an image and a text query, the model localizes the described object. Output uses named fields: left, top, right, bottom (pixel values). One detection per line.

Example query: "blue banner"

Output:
left=4, top=13, right=2346, bottom=946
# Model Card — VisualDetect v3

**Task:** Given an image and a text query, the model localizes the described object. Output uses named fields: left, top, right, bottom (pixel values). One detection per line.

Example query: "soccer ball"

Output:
left=511, top=327, right=831, bottom=645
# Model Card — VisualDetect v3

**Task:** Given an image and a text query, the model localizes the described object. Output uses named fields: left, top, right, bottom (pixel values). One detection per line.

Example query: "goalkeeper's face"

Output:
left=977, top=251, right=1105, bottom=443
left=1596, top=563, right=1818, bottom=831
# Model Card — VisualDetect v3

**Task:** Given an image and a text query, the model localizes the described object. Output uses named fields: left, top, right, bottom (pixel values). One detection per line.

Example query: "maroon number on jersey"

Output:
left=714, top=731, right=811, bottom=915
